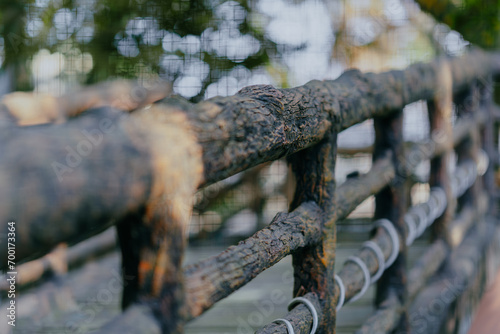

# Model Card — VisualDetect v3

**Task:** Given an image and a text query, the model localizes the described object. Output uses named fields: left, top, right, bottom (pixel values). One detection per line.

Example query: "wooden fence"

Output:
left=1, top=49, right=500, bottom=334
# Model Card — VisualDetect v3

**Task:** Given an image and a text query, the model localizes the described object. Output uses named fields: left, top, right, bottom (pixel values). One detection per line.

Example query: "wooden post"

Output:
left=427, top=60, right=455, bottom=244
left=115, top=106, right=203, bottom=333
left=478, top=75, right=496, bottom=215
left=373, top=105, right=408, bottom=331
left=288, top=127, right=337, bottom=332
left=454, top=81, right=482, bottom=210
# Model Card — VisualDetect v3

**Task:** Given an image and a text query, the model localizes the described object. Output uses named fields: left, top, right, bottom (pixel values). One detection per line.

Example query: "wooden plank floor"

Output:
left=0, top=227, right=430, bottom=334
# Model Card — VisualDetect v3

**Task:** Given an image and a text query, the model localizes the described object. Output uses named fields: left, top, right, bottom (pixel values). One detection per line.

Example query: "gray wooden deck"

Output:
left=0, top=225, right=430, bottom=334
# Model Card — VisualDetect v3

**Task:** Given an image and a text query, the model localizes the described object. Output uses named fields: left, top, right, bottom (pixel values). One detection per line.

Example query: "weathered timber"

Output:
left=188, top=51, right=500, bottom=186
left=336, top=156, right=394, bottom=218
left=256, top=292, right=322, bottom=334
left=184, top=201, right=324, bottom=319
left=287, top=120, right=337, bottom=331
left=0, top=104, right=203, bottom=268
left=408, top=218, right=496, bottom=334
left=337, top=227, right=394, bottom=301
left=373, top=101, right=409, bottom=334
left=114, top=106, right=202, bottom=333
left=0, top=80, right=171, bottom=126
left=255, top=223, right=397, bottom=333
left=455, top=82, right=482, bottom=210
left=1, top=103, right=203, bottom=333
left=478, top=77, right=497, bottom=215
left=337, top=145, right=374, bottom=155
left=0, top=108, right=152, bottom=267
left=405, top=108, right=487, bottom=165
left=1, top=52, right=498, bottom=268
left=427, top=59, right=455, bottom=243
left=193, top=164, right=267, bottom=213
left=184, top=156, right=394, bottom=320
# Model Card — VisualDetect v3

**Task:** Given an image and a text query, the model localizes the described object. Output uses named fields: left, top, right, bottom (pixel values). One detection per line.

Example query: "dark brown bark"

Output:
left=288, top=127, right=338, bottom=332
left=407, top=240, right=449, bottom=300
left=184, top=50, right=500, bottom=186
left=0, top=108, right=154, bottom=267
left=183, top=156, right=394, bottom=321
left=254, top=220, right=399, bottom=334
left=1, top=52, right=498, bottom=269
left=184, top=201, right=324, bottom=319
left=0, top=51, right=498, bottom=334
left=455, top=82, right=482, bottom=210
left=373, top=106, right=409, bottom=334
left=427, top=59, right=455, bottom=243
left=373, top=112, right=408, bottom=318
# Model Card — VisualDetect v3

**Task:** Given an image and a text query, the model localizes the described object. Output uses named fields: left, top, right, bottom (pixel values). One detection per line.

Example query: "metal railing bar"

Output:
left=256, top=292, right=321, bottom=334
left=354, top=194, right=489, bottom=334
left=408, top=217, right=497, bottom=334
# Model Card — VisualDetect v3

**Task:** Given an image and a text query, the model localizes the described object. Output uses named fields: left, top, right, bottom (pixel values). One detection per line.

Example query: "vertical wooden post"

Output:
left=427, top=60, right=455, bottom=244
left=455, top=82, right=482, bottom=210
left=288, top=128, right=337, bottom=332
left=373, top=106, right=408, bottom=331
left=115, top=107, right=203, bottom=334
left=478, top=75, right=496, bottom=215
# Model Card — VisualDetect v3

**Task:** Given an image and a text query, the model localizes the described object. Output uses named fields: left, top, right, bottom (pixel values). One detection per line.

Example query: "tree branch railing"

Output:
left=1, top=49, right=499, bottom=333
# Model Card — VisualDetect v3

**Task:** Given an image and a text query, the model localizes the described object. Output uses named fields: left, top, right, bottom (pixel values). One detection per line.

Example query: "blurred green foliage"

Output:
left=416, top=0, right=500, bottom=49
left=0, top=0, right=276, bottom=100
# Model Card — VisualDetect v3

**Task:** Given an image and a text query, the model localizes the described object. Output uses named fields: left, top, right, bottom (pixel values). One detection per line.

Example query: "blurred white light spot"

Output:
left=384, top=0, right=407, bottom=26
left=117, top=37, right=140, bottom=57
left=76, top=26, right=94, bottom=43
left=162, top=32, right=182, bottom=52
left=53, top=8, right=75, bottom=40
left=174, top=76, right=202, bottom=98
left=208, top=28, right=261, bottom=61
left=265, top=0, right=332, bottom=50
left=348, top=17, right=382, bottom=46
left=125, top=17, right=162, bottom=45
left=160, top=54, right=184, bottom=75
left=32, top=49, right=65, bottom=80
left=444, top=31, right=469, bottom=56
left=26, top=19, right=44, bottom=38
left=183, top=59, right=210, bottom=80
left=180, top=35, right=201, bottom=55
left=205, top=76, right=238, bottom=99
left=216, top=1, right=247, bottom=25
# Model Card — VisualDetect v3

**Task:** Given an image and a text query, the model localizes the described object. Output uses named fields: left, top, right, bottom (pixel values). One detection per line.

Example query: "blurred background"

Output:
left=1, top=0, right=499, bottom=333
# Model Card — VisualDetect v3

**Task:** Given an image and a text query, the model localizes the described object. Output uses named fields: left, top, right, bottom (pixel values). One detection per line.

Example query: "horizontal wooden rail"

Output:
left=184, top=156, right=394, bottom=319
left=1, top=51, right=499, bottom=269
left=1, top=50, right=498, bottom=334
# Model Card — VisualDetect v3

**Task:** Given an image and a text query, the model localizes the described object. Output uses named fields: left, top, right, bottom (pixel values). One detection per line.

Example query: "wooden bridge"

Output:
left=1, top=49, right=500, bottom=334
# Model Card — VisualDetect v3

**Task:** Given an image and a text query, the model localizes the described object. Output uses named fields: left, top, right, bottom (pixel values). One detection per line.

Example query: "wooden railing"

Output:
left=1, top=50, right=499, bottom=334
